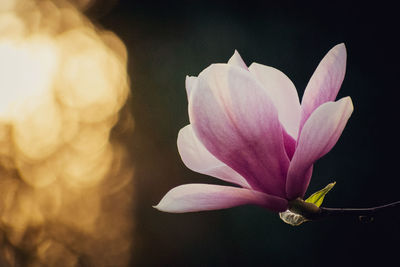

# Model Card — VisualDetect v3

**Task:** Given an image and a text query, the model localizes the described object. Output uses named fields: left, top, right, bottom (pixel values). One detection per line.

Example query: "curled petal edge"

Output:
left=185, top=75, right=197, bottom=99
left=227, top=50, right=248, bottom=69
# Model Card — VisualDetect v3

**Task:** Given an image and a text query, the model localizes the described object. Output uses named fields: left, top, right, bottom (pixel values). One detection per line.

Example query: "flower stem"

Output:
left=288, top=198, right=400, bottom=221
left=319, top=201, right=400, bottom=220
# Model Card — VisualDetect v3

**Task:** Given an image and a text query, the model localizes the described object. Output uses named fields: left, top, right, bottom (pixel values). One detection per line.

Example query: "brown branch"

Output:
left=288, top=198, right=400, bottom=221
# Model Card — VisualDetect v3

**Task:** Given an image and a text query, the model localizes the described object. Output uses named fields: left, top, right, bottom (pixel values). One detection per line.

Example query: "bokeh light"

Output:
left=0, top=0, right=133, bottom=266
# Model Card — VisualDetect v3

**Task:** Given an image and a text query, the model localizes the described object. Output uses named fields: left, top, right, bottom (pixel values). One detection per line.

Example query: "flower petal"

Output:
left=249, top=63, right=301, bottom=138
left=185, top=75, right=197, bottom=99
left=301, top=43, right=347, bottom=127
left=286, top=97, right=353, bottom=199
left=154, top=184, right=288, bottom=213
left=189, top=64, right=290, bottom=197
left=282, top=128, right=296, bottom=160
left=227, top=50, right=248, bottom=70
left=177, top=124, right=251, bottom=188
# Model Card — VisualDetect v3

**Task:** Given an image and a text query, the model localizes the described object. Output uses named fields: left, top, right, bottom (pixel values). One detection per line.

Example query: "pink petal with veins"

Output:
left=189, top=64, right=289, bottom=197
left=286, top=97, right=353, bottom=199
left=177, top=124, right=251, bottom=188
left=300, top=43, right=347, bottom=129
left=154, top=184, right=288, bottom=213
left=249, top=63, right=301, bottom=139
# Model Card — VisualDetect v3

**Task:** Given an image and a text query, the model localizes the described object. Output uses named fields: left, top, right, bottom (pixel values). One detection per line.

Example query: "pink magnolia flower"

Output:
left=155, top=44, right=353, bottom=213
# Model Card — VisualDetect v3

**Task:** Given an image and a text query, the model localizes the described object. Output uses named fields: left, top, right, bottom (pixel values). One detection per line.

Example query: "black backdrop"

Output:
left=97, top=1, right=400, bottom=266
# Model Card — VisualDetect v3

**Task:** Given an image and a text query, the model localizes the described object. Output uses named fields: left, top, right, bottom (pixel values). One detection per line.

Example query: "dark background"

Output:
left=96, top=1, right=399, bottom=266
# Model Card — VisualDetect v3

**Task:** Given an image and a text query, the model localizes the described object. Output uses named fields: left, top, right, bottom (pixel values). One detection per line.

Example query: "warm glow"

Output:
left=0, top=37, right=58, bottom=120
left=0, top=0, right=133, bottom=266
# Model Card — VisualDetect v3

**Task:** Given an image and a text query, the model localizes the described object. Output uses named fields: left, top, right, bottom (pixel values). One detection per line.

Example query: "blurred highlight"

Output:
left=0, top=0, right=134, bottom=266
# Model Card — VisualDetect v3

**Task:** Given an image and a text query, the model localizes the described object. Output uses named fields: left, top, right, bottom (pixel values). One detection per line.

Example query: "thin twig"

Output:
left=288, top=198, right=400, bottom=221
left=318, top=200, right=400, bottom=220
